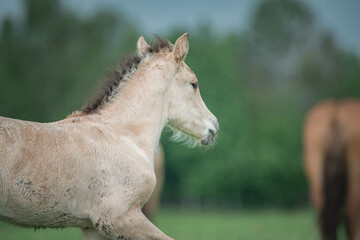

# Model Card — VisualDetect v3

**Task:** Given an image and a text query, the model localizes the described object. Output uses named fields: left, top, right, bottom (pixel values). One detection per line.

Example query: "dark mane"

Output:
left=81, top=36, right=173, bottom=114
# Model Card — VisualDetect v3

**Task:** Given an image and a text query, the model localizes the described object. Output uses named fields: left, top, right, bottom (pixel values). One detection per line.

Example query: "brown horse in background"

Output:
left=303, top=99, right=360, bottom=240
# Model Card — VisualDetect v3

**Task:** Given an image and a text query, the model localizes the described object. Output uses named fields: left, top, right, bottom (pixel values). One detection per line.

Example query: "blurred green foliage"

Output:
left=0, top=0, right=359, bottom=208
left=0, top=0, right=137, bottom=121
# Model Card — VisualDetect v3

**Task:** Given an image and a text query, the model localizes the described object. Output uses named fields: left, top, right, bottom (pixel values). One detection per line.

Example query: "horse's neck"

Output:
left=100, top=68, right=168, bottom=158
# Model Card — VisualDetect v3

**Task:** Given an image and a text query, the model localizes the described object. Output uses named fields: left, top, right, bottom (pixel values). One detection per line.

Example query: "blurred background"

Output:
left=0, top=0, right=359, bottom=239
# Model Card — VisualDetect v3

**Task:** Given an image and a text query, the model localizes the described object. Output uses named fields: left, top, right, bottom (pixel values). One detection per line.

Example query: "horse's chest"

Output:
left=131, top=169, right=157, bottom=203
left=105, top=161, right=157, bottom=205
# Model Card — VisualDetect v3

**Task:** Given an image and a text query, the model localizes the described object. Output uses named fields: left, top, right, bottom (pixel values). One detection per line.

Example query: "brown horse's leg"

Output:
left=308, top=163, right=323, bottom=211
left=304, top=150, right=323, bottom=211
left=142, top=144, right=165, bottom=221
left=345, top=185, right=360, bottom=240
left=304, top=146, right=325, bottom=238
left=319, top=115, right=347, bottom=240
left=345, top=147, right=360, bottom=240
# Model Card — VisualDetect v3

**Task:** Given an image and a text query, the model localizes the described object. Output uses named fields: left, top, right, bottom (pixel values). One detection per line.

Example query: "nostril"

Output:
left=209, top=129, right=215, bottom=137
left=209, top=129, right=215, bottom=136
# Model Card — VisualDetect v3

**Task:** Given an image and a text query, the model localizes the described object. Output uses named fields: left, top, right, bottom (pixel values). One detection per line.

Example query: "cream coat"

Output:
left=0, top=33, right=218, bottom=240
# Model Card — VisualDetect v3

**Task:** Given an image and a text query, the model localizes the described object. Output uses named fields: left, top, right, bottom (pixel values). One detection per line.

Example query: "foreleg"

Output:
left=82, top=228, right=110, bottom=240
left=91, top=207, right=173, bottom=240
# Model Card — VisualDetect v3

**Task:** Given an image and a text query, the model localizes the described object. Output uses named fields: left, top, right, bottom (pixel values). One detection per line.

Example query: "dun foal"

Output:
left=0, top=33, right=219, bottom=240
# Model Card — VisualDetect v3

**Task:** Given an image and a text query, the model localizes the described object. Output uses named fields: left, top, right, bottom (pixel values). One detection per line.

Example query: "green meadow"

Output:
left=0, top=208, right=326, bottom=240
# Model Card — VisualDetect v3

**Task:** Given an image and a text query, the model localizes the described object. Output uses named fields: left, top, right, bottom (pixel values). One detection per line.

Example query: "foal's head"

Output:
left=138, top=33, right=219, bottom=146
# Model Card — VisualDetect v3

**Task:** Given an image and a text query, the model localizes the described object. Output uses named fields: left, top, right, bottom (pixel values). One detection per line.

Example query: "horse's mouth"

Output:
left=200, top=129, right=217, bottom=145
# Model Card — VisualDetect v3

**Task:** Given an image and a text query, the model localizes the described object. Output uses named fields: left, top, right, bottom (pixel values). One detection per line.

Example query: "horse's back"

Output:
left=303, top=99, right=360, bottom=168
left=0, top=116, right=28, bottom=204
left=0, top=115, right=49, bottom=180
left=0, top=116, right=47, bottom=212
left=0, top=115, right=25, bottom=157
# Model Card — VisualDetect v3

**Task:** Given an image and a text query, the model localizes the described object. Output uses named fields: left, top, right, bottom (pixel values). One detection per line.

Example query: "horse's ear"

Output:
left=173, top=33, right=189, bottom=63
left=137, top=36, right=150, bottom=56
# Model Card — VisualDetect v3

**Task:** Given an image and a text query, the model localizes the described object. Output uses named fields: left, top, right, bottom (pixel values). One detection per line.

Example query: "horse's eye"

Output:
left=191, top=82, right=198, bottom=89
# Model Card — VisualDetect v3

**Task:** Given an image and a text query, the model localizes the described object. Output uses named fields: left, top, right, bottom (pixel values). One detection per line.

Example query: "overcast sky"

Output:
left=1, top=0, right=360, bottom=55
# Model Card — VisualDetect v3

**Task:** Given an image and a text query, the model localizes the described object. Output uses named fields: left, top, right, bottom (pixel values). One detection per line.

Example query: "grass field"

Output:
left=0, top=208, right=340, bottom=240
